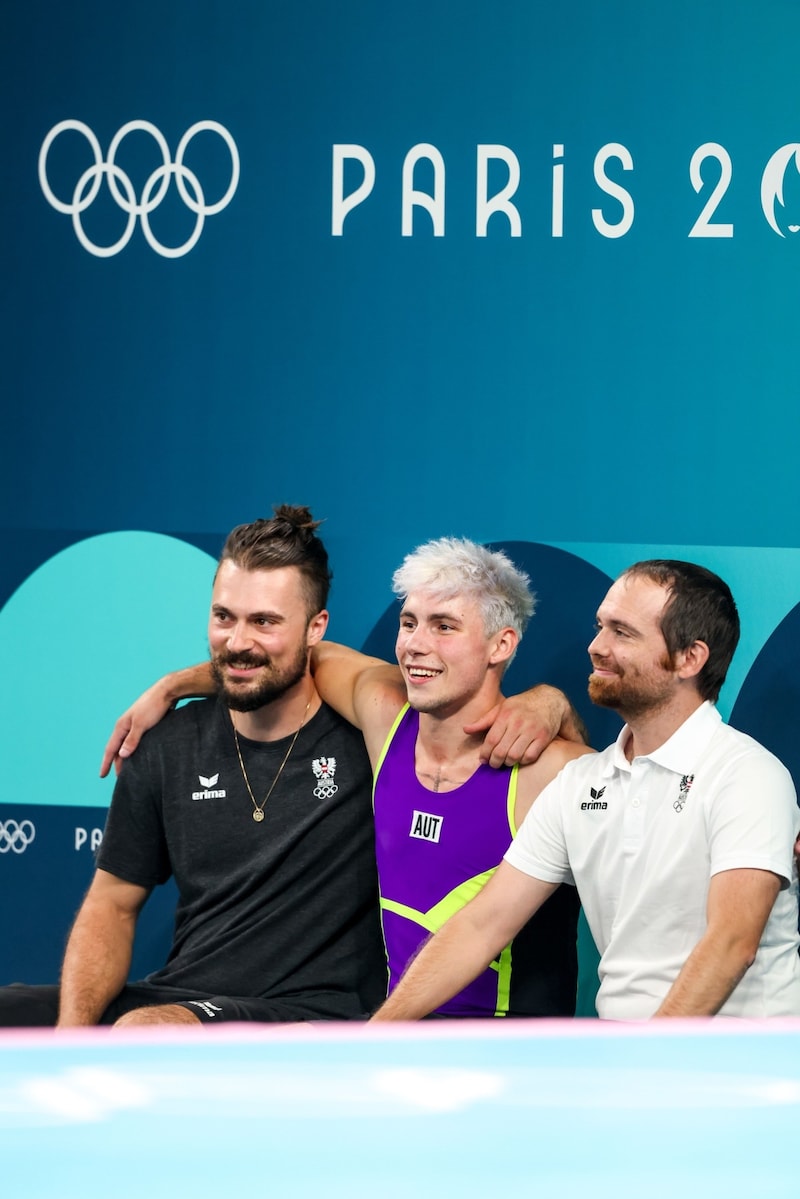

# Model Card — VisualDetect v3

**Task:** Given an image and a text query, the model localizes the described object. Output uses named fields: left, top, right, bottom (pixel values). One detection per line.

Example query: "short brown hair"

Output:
left=622, top=560, right=739, bottom=702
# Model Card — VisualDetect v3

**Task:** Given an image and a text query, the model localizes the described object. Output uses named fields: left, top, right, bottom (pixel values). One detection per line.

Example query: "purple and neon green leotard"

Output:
left=373, top=705, right=579, bottom=1017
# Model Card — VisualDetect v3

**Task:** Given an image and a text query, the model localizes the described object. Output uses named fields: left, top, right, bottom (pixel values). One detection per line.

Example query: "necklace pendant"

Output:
left=232, top=700, right=311, bottom=828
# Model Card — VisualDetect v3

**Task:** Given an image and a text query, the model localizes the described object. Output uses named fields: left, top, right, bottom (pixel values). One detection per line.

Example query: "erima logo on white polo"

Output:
left=409, top=810, right=443, bottom=843
left=581, top=785, right=607, bottom=811
left=192, top=772, right=227, bottom=801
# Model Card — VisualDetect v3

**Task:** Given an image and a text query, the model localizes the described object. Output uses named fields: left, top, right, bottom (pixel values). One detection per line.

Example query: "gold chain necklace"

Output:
left=231, top=701, right=310, bottom=823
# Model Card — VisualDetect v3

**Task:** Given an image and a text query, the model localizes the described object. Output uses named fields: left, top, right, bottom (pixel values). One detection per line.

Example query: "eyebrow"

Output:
left=596, top=612, right=640, bottom=636
left=212, top=604, right=285, bottom=623
left=400, top=607, right=463, bottom=625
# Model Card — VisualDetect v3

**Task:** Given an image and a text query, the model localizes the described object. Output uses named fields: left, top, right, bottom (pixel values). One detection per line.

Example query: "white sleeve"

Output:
left=504, top=772, right=575, bottom=886
left=707, top=747, right=799, bottom=887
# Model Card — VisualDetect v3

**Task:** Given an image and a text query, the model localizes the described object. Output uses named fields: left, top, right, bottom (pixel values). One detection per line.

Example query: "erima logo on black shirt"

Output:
left=581, top=785, right=607, bottom=811
left=192, top=772, right=227, bottom=801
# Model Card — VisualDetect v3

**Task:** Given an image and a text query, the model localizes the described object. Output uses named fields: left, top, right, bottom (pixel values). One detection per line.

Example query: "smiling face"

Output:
left=587, top=574, right=681, bottom=720
left=394, top=589, right=516, bottom=717
left=208, top=561, right=326, bottom=712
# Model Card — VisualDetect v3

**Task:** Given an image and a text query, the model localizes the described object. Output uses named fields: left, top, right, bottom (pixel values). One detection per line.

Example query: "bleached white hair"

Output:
left=392, top=538, right=535, bottom=664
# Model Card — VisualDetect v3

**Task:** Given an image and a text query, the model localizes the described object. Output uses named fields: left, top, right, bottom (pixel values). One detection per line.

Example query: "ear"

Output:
left=306, top=610, right=329, bottom=647
left=488, top=626, right=518, bottom=668
left=675, top=639, right=710, bottom=682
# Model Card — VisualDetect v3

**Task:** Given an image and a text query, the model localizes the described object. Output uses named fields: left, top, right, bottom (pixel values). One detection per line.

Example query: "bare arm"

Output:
left=99, top=663, right=215, bottom=777
left=98, top=646, right=398, bottom=777
left=311, top=642, right=403, bottom=726
left=370, top=861, right=558, bottom=1020
left=652, top=867, right=782, bottom=1017
left=100, top=656, right=590, bottom=778
left=464, top=684, right=589, bottom=769
left=57, top=869, right=152, bottom=1027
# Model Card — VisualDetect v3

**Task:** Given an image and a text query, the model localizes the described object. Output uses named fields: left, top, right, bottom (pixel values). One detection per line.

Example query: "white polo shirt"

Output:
left=505, top=702, right=800, bottom=1020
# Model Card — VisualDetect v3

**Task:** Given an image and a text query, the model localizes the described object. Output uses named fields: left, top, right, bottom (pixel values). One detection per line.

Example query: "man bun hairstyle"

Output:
left=219, top=504, right=332, bottom=616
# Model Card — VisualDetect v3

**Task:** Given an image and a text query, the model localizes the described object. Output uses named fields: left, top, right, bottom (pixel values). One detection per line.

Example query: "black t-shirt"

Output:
left=98, top=698, right=385, bottom=1017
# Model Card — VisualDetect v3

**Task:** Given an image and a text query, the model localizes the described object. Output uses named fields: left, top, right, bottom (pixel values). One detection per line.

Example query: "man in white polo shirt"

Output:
left=372, top=560, right=800, bottom=1021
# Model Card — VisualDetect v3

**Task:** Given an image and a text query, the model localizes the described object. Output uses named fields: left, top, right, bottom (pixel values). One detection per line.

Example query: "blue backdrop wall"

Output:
left=3, top=1, right=800, bottom=1005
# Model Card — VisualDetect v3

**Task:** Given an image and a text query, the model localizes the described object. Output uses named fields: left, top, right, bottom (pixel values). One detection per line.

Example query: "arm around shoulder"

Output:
left=99, top=662, right=216, bottom=777
left=312, top=641, right=405, bottom=735
left=470, top=684, right=591, bottom=770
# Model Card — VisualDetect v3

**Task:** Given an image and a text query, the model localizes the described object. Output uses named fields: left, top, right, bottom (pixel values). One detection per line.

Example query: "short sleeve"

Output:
left=706, top=748, right=799, bottom=889
left=96, top=742, right=172, bottom=888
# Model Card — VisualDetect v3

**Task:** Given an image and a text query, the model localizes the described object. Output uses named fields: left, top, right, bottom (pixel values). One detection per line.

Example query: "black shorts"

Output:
left=0, top=982, right=356, bottom=1027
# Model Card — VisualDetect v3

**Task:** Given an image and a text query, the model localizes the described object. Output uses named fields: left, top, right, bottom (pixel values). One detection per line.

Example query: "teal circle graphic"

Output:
left=0, top=532, right=216, bottom=807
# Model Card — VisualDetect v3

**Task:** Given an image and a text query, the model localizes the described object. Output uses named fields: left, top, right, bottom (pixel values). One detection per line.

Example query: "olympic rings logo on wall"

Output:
left=0, top=820, right=36, bottom=854
left=38, top=119, right=239, bottom=258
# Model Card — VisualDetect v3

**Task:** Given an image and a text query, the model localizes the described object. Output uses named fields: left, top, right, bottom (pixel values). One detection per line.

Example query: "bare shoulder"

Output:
left=514, top=737, right=596, bottom=826
left=541, top=736, right=596, bottom=771
left=353, top=664, right=407, bottom=766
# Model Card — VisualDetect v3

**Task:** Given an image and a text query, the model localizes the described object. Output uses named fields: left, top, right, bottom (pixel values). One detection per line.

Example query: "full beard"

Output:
left=588, top=670, right=673, bottom=720
left=212, top=645, right=309, bottom=712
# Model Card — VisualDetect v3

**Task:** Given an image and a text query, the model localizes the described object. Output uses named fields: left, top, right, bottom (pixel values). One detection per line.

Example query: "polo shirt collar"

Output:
left=607, top=700, right=720, bottom=777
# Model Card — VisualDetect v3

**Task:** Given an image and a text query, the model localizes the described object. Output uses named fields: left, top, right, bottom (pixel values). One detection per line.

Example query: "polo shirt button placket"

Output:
left=624, top=761, right=647, bottom=848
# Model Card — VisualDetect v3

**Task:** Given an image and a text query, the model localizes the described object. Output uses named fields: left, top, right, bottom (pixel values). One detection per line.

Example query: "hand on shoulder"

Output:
left=467, top=686, right=590, bottom=770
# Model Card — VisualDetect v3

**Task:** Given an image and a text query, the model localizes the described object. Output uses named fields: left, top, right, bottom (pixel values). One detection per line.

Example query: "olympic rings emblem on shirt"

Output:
left=38, top=120, right=240, bottom=258
left=0, top=820, right=36, bottom=854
